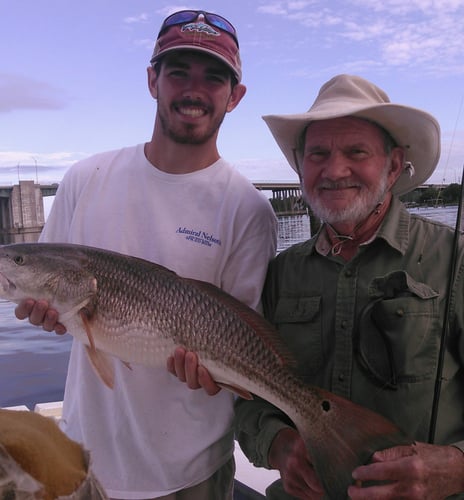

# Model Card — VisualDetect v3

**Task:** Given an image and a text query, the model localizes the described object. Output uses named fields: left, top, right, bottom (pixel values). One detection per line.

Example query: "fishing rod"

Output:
left=428, top=163, right=464, bottom=444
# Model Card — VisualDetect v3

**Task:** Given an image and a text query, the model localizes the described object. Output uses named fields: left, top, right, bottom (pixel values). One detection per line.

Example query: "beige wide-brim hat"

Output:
left=263, top=74, right=441, bottom=196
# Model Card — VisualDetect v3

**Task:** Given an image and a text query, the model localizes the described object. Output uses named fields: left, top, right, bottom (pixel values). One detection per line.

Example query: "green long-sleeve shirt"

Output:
left=235, top=197, right=464, bottom=474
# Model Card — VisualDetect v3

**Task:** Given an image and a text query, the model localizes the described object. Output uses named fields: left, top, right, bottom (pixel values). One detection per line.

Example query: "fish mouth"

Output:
left=0, top=272, right=15, bottom=294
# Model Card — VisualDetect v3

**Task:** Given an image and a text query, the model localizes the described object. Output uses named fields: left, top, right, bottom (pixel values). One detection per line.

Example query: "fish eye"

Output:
left=13, top=255, right=25, bottom=265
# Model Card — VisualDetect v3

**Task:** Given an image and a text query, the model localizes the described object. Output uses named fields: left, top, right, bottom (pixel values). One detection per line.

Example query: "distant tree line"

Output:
left=400, top=183, right=462, bottom=206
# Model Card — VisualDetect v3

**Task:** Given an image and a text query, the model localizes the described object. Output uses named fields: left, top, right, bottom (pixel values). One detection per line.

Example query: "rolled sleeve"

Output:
left=234, top=396, right=294, bottom=469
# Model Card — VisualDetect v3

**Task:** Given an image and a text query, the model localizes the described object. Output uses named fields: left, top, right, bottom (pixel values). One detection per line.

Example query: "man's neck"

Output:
left=324, top=193, right=392, bottom=260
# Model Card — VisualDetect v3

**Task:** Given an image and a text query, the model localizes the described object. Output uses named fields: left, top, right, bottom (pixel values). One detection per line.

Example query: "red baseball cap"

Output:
left=150, top=11, right=242, bottom=82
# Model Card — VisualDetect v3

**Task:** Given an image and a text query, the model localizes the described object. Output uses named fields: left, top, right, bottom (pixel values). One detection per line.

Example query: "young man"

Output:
left=16, top=10, right=277, bottom=500
left=233, top=74, right=464, bottom=499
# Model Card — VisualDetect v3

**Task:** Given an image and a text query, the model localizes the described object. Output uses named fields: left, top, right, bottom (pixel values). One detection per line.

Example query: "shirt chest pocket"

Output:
left=273, top=296, right=323, bottom=379
left=358, top=271, right=440, bottom=386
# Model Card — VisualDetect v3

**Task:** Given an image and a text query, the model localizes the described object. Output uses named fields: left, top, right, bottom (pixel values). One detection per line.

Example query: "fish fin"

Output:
left=59, top=277, right=97, bottom=322
left=85, top=345, right=115, bottom=389
left=79, top=309, right=115, bottom=389
left=217, top=383, right=253, bottom=400
left=185, top=278, right=298, bottom=370
left=298, top=389, right=413, bottom=499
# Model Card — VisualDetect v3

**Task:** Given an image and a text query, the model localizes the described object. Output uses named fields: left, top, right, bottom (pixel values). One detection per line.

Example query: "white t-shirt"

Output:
left=40, top=143, right=277, bottom=499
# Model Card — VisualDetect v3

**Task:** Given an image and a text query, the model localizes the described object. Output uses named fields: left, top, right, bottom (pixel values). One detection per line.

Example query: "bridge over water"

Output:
left=0, top=180, right=310, bottom=244
left=0, top=180, right=440, bottom=244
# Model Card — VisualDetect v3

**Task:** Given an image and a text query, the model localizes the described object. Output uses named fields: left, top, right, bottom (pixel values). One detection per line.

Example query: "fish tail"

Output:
left=297, top=391, right=412, bottom=499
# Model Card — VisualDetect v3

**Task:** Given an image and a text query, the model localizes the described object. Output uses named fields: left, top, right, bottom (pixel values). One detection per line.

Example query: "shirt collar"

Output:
left=314, top=196, right=410, bottom=257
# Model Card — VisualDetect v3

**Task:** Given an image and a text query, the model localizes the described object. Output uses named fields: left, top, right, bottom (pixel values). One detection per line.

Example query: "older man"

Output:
left=234, top=75, right=464, bottom=499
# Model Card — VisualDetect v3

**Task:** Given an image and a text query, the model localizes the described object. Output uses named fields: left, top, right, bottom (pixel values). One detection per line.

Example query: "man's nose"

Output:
left=320, top=151, right=351, bottom=180
left=182, top=74, right=204, bottom=99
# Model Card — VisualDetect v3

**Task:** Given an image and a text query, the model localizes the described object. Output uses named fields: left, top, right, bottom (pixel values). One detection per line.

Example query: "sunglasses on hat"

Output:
left=158, top=10, right=238, bottom=46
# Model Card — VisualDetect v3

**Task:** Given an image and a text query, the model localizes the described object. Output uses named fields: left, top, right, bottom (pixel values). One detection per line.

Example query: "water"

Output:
left=0, top=300, right=71, bottom=408
left=407, top=204, right=460, bottom=226
left=0, top=207, right=458, bottom=409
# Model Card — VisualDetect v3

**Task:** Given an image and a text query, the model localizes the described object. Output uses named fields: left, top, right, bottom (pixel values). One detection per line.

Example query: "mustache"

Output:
left=316, top=179, right=362, bottom=190
left=175, top=98, right=211, bottom=110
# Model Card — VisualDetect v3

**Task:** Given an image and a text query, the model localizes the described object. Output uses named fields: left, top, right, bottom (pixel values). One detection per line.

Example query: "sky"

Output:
left=1, top=0, right=464, bottom=188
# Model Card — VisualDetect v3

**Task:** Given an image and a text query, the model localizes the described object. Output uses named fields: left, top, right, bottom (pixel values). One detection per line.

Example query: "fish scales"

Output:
left=78, top=248, right=290, bottom=378
left=0, top=242, right=413, bottom=499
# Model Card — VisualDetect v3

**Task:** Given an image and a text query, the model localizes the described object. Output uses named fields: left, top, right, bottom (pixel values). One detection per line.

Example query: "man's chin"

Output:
left=310, top=203, right=366, bottom=226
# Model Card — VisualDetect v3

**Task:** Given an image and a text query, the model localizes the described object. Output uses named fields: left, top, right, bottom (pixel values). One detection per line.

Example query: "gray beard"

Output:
left=303, top=161, right=391, bottom=227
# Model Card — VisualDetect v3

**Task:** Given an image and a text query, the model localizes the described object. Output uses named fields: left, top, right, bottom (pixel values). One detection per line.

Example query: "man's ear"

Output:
left=388, top=147, right=406, bottom=189
left=147, top=66, right=159, bottom=99
left=226, top=83, right=247, bottom=113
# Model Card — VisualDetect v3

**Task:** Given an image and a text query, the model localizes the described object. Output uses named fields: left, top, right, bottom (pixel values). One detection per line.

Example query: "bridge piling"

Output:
left=0, top=181, right=57, bottom=244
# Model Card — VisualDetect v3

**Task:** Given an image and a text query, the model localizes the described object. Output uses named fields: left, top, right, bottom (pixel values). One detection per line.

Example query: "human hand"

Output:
left=166, top=346, right=221, bottom=396
left=349, top=441, right=464, bottom=499
left=15, top=299, right=67, bottom=335
left=268, top=427, right=324, bottom=499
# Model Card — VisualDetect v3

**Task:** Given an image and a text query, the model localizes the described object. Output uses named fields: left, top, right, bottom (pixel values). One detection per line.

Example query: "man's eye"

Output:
left=207, top=74, right=227, bottom=84
left=169, top=70, right=187, bottom=78
left=307, top=151, right=327, bottom=162
left=349, top=149, right=369, bottom=158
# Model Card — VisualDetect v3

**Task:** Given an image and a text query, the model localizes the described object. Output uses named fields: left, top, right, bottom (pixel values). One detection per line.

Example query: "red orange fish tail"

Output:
left=299, top=391, right=412, bottom=499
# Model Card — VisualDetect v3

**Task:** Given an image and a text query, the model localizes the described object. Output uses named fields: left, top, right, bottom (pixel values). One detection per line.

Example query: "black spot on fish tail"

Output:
left=321, top=400, right=331, bottom=412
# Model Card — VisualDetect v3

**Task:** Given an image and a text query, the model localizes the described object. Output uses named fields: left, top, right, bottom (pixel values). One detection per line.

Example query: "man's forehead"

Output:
left=305, top=116, right=385, bottom=143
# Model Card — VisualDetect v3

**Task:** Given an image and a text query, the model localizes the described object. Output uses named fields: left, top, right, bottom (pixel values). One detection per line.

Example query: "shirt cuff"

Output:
left=254, top=419, right=294, bottom=469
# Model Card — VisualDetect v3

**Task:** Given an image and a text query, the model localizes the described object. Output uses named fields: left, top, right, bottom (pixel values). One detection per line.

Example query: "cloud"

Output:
left=257, top=4, right=288, bottom=15
left=232, top=158, right=299, bottom=182
left=0, top=73, right=66, bottom=113
left=0, top=151, right=86, bottom=168
left=155, top=5, right=196, bottom=17
left=436, top=129, right=464, bottom=183
left=123, top=13, right=149, bottom=24
left=258, top=0, right=464, bottom=74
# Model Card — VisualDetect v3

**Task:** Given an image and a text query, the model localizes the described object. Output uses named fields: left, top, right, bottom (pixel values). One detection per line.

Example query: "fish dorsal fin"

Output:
left=79, top=309, right=115, bottom=389
left=184, top=277, right=298, bottom=370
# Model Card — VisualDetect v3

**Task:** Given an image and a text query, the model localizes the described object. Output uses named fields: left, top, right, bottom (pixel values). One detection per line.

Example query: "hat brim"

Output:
left=263, top=103, right=440, bottom=196
left=152, top=45, right=241, bottom=82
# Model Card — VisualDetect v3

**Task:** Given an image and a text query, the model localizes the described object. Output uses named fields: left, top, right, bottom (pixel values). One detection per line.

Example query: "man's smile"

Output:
left=175, top=100, right=209, bottom=118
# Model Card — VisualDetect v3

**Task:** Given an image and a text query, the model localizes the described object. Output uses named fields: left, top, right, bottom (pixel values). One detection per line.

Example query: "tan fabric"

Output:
left=0, top=409, right=107, bottom=499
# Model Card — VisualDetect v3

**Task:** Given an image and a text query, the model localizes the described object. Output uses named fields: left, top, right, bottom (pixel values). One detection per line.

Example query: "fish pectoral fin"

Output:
left=217, top=383, right=253, bottom=400
left=79, top=308, right=115, bottom=389
left=85, top=345, right=115, bottom=389
left=58, top=276, right=97, bottom=322
left=59, top=297, right=94, bottom=323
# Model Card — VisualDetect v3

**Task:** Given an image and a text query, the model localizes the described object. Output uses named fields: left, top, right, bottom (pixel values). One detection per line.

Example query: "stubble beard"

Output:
left=158, top=100, right=226, bottom=145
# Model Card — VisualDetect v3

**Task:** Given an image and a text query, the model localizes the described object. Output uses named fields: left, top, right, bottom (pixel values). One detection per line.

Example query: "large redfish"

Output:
left=0, top=243, right=411, bottom=498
